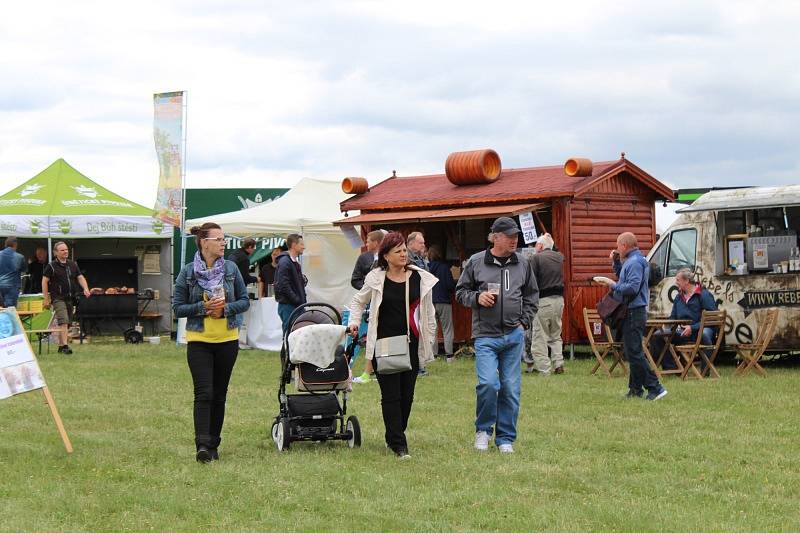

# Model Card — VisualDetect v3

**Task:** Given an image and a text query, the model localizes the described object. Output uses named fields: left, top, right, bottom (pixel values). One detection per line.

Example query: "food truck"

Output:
left=647, top=185, right=800, bottom=353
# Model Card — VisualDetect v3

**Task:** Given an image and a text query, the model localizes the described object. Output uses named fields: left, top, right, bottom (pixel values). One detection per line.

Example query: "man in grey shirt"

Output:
left=456, top=217, right=538, bottom=454
left=525, top=233, right=565, bottom=375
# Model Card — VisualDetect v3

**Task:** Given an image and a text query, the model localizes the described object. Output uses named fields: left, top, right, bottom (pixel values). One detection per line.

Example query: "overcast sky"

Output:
left=1, top=0, right=798, bottom=212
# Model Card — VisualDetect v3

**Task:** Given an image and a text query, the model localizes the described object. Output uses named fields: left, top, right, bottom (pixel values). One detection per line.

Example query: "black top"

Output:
left=260, top=262, right=277, bottom=286
left=491, top=253, right=511, bottom=266
left=351, top=251, right=377, bottom=290
left=229, top=248, right=257, bottom=285
left=377, top=271, right=421, bottom=340
left=42, top=260, right=82, bottom=298
left=27, top=260, right=46, bottom=294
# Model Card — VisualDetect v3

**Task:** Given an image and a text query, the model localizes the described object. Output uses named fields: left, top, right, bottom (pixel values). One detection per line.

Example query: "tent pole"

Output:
left=179, top=90, right=189, bottom=269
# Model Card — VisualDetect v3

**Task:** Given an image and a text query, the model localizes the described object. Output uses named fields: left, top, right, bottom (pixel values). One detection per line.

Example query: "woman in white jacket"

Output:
left=347, top=231, right=437, bottom=459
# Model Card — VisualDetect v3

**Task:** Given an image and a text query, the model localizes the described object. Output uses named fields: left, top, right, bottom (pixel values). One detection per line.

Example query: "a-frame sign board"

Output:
left=0, top=307, right=73, bottom=453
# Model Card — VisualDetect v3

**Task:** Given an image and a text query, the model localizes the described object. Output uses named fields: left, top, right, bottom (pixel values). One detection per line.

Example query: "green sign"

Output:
left=174, top=188, right=289, bottom=273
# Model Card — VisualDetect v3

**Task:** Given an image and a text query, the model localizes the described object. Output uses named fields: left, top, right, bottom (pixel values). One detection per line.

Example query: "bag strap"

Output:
left=405, top=270, right=411, bottom=338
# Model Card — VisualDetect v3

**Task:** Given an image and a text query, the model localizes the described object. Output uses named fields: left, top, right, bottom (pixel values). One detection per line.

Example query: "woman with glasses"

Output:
left=173, top=222, right=250, bottom=463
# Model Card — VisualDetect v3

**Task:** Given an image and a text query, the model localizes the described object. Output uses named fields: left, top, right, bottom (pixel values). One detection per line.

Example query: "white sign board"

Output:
left=0, top=310, right=46, bottom=400
left=519, top=212, right=538, bottom=244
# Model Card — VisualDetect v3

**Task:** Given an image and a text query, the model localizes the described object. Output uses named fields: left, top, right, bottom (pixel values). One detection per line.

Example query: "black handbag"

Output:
left=597, top=257, right=648, bottom=330
left=597, top=293, right=627, bottom=330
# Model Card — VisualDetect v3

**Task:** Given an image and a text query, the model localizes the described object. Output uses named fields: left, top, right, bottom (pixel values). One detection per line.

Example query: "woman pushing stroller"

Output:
left=347, top=231, right=438, bottom=459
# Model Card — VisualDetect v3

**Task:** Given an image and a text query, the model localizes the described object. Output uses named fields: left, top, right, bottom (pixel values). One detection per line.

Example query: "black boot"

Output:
left=196, top=446, right=212, bottom=463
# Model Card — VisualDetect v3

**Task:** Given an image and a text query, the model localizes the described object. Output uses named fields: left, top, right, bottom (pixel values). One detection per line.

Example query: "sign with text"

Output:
left=0, top=309, right=45, bottom=399
left=519, top=212, right=538, bottom=244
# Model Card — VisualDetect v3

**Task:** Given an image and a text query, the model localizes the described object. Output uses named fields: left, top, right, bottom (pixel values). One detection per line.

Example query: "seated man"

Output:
left=651, top=268, right=718, bottom=370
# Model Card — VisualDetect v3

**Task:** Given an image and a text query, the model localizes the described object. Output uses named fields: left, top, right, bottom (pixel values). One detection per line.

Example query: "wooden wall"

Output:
left=561, top=173, right=657, bottom=343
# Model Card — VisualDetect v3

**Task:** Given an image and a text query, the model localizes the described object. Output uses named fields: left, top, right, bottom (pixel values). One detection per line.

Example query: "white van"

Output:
left=647, top=185, right=800, bottom=353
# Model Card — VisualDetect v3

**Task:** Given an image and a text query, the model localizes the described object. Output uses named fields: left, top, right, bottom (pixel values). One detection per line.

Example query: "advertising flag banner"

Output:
left=153, top=91, right=185, bottom=226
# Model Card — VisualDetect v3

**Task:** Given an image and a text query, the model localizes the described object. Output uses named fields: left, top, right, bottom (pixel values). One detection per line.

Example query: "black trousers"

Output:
left=374, top=341, right=419, bottom=452
left=187, top=340, right=239, bottom=450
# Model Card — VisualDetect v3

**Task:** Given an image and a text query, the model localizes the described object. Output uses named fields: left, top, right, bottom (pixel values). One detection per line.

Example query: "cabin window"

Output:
left=649, top=236, right=669, bottom=277
left=666, top=229, right=697, bottom=276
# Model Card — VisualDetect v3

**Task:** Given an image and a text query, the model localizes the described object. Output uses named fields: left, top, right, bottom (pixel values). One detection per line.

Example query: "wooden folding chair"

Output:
left=733, top=309, right=779, bottom=377
left=584, top=308, right=627, bottom=377
left=674, top=310, right=727, bottom=380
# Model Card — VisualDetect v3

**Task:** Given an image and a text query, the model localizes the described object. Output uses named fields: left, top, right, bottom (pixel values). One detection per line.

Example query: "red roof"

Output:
left=340, top=157, right=674, bottom=212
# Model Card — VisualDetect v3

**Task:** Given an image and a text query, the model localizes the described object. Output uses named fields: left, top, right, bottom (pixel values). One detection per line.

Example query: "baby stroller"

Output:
left=271, top=302, right=361, bottom=451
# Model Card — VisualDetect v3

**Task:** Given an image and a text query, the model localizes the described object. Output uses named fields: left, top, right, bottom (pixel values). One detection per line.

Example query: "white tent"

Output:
left=185, top=178, right=360, bottom=307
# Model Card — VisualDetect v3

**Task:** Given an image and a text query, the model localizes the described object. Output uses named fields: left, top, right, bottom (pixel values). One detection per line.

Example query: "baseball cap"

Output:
left=490, top=217, right=521, bottom=235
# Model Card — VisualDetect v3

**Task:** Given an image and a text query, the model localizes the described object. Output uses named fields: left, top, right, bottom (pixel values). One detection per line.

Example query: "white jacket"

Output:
left=347, top=265, right=438, bottom=365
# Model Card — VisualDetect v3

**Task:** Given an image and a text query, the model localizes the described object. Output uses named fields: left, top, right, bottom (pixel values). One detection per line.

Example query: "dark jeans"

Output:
left=650, top=327, right=715, bottom=370
left=187, top=340, right=239, bottom=450
left=374, top=341, right=419, bottom=452
left=0, top=285, right=20, bottom=307
left=624, top=307, right=662, bottom=395
left=278, top=302, right=298, bottom=333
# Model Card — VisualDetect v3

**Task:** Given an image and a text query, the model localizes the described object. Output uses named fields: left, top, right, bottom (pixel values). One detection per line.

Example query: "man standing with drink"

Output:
left=456, top=217, right=539, bottom=454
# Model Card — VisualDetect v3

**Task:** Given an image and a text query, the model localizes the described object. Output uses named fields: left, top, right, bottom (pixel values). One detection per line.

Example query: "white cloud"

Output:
left=1, top=0, right=798, bottom=209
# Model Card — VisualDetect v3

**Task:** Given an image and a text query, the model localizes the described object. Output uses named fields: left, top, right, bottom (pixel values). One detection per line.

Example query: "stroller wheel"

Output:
left=346, top=416, right=361, bottom=448
left=274, top=418, right=291, bottom=451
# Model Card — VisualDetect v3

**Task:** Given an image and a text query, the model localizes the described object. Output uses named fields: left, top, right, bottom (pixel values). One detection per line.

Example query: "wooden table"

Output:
left=17, top=310, right=36, bottom=330
left=643, top=318, right=691, bottom=379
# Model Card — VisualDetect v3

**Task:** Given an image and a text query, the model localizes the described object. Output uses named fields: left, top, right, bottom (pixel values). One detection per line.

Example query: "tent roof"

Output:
left=0, top=159, right=154, bottom=216
left=185, top=178, right=351, bottom=236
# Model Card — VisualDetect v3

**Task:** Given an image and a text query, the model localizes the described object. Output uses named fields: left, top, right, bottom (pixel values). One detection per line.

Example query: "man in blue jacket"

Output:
left=0, top=237, right=26, bottom=307
left=274, top=233, right=307, bottom=332
left=597, top=232, right=667, bottom=401
left=652, top=268, right=718, bottom=370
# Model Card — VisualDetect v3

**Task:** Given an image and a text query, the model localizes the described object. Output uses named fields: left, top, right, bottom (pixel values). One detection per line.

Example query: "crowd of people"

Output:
left=0, top=237, right=91, bottom=355
left=1, top=215, right=695, bottom=465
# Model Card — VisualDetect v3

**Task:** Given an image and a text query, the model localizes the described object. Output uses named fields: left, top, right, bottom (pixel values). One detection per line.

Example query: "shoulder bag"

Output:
left=597, top=257, right=647, bottom=330
left=374, top=271, right=413, bottom=375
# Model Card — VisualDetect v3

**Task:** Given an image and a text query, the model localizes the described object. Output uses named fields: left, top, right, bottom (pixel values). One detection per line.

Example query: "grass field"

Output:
left=1, top=340, right=799, bottom=532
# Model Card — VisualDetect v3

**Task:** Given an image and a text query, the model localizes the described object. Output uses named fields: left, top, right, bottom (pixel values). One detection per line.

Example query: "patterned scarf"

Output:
left=192, top=251, right=226, bottom=292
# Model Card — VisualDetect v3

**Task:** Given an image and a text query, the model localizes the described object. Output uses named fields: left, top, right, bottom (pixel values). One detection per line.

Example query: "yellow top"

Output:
left=186, top=315, right=239, bottom=343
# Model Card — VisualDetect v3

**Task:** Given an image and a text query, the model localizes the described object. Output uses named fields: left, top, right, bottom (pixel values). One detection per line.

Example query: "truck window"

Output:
left=650, top=236, right=669, bottom=276
left=667, top=229, right=697, bottom=276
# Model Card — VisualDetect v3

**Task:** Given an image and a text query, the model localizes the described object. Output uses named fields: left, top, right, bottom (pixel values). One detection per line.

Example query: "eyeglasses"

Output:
left=202, top=237, right=225, bottom=243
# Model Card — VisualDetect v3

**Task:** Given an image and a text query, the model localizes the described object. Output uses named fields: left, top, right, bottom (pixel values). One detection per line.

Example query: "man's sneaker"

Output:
left=58, top=345, right=73, bottom=355
left=624, top=390, right=643, bottom=399
left=554, top=366, right=565, bottom=374
left=647, top=389, right=668, bottom=401
left=418, top=368, right=429, bottom=377
left=498, top=443, right=514, bottom=454
left=446, top=356, right=455, bottom=364
left=353, top=372, right=370, bottom=384
left=394, top=448, right=412, bottom=460
left=474, top=431, right=490, bottom=451
left=238, top=343, right=251, bottom=350
left=524, top=365, right=536, bottom=374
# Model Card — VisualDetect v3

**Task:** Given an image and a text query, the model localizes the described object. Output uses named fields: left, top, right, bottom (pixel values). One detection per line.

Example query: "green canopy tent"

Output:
left=0, top=158, right=171, bottom=243
left=0, top=159, right=174, bottom=333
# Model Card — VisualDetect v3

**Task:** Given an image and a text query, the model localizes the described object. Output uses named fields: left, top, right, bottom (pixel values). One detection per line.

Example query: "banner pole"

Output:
left=41, top=386, right=73, bottom=453
left=179, top=90, right=189, bottom=268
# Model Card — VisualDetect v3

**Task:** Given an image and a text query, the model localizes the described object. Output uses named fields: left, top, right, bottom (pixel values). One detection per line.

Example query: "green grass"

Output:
left=1, top=340, right=799, bottom=532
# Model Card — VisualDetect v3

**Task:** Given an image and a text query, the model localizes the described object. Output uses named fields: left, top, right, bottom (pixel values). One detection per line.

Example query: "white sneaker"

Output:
left=498, top=444, right=514, bottom=454
left=474, top=431, right=490, bottom=451
left=238, top=343, right=251, bottom=350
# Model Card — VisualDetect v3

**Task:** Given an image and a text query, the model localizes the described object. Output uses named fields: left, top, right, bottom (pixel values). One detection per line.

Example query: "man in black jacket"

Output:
left=274, top=234, right=307, bottom=332
left=228, top=238, right=257, bottom=285
left=351, top=230, right=384, bottom=290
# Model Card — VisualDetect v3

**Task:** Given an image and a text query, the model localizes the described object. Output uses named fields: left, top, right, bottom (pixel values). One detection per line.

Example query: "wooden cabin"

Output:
left=335, top=153, right=675, bottom=345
